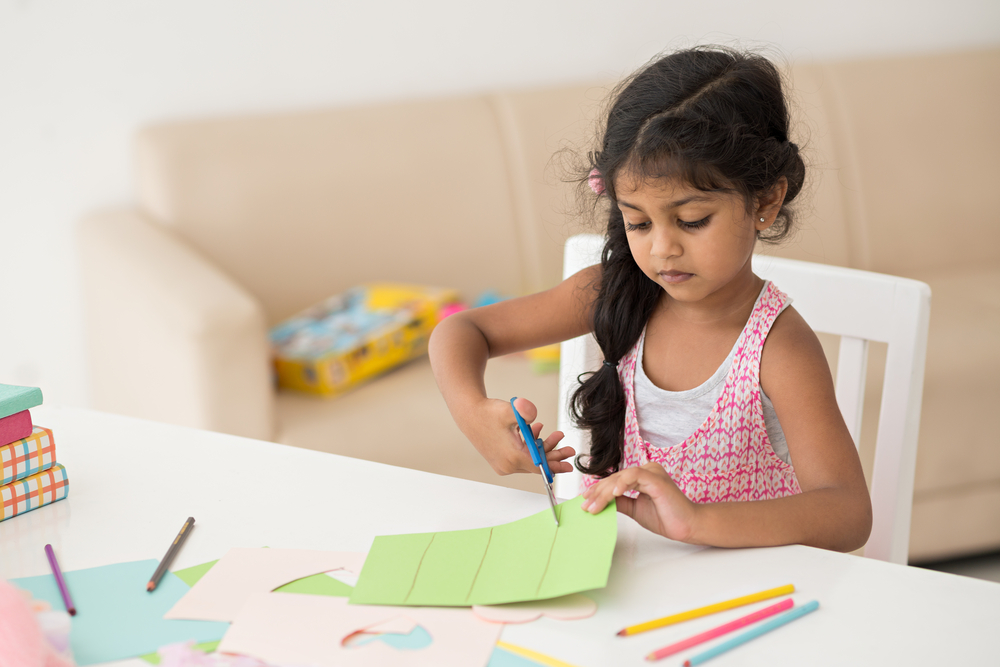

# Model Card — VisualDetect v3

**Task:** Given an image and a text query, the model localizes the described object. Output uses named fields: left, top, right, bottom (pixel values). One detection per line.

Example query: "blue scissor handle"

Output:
left=510, top=398, right=554, bottom=484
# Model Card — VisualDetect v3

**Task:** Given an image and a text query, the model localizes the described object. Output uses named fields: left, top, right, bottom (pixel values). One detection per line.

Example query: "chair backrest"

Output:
left=555, top=233, right=931, bottom=564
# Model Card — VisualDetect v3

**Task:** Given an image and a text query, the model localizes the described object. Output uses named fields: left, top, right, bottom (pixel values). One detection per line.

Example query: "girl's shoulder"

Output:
left=758, top=297, right=857, bottom=487
left=759, top=304, right=832, bottom=396
left=564, top=263, right=603, bottom=306
left=553, top=262, right=603, bottom=331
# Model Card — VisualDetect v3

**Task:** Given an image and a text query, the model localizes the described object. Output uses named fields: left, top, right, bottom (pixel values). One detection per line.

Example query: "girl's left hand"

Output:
left=581, top=463, right=700, bottom=543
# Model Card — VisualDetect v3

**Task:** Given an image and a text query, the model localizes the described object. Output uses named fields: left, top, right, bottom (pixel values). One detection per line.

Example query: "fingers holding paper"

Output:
left=580, top=462, right=698, bottom=543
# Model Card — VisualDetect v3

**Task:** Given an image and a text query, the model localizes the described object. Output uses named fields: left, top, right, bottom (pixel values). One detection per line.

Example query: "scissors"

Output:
left=510, top=398, right=559, bottom=526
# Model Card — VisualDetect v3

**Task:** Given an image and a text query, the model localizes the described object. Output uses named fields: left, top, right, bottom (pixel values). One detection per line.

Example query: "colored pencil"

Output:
left=44, top=544, right=76, bottom=616
left=645, top=598, right=794, bottom=660
left=617, top=584, right=795, bottom=636
left=683, top=600, right=820, bottom=666
left=147, top=516, right=195, bottom=592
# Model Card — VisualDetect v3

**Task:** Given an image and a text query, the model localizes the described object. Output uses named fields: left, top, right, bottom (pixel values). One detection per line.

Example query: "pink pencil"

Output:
left=645, top=598, right=794, bottom=661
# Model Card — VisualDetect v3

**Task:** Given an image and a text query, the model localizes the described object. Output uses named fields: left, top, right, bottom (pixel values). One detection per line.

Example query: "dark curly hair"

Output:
left=572, top=46, right=807, bottom=478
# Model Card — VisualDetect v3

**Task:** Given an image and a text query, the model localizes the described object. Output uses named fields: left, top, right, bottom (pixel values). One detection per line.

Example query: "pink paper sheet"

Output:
left=164, top=548, right=365, bottom=622
left=217, top=592, right=502, bottom=667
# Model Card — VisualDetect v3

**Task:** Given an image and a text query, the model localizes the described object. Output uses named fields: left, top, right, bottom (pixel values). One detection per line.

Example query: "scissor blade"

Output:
left=540, top=471, right=560, bottom=526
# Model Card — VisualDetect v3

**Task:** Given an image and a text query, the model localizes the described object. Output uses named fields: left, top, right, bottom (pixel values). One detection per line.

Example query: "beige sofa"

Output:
left=78, top=48, right=1000, bottom=562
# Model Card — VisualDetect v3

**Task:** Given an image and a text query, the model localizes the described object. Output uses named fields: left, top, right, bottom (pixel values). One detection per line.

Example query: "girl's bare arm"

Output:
left=428, top=265, right=599, bottom=476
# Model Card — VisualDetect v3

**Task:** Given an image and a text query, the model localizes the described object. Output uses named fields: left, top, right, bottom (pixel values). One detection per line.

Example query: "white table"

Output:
left=3, top=406, right=999, bottom=666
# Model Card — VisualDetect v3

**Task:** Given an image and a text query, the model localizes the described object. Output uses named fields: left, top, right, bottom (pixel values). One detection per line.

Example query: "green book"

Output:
left=0, top=384, right=42, bottom=420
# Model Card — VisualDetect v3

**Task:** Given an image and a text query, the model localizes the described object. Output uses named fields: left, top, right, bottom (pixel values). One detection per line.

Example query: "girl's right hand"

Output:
left=470, top=397, right=575, bottom=477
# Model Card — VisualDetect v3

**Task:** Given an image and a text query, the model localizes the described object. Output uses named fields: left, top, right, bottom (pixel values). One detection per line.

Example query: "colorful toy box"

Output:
left=270, top=283, right=461, bottom=396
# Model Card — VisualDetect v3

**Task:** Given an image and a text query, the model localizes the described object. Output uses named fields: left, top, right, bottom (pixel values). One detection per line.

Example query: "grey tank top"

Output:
left=633, top=293, right=791, bottom=465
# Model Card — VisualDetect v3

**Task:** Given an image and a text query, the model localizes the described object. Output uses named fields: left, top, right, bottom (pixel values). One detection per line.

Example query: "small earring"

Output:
left=759, top=217, right=766, bottom=222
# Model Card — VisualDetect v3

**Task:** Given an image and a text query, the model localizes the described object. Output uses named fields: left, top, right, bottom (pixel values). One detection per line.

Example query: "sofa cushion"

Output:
left=907, top=265, right=1000, bottom=493
left=851, top=263, right=1000, bottom=496
left=816, top=50, right=1000, bottom=275
left=274, top=354, right=560, bottom=495
left=910, top=482, right=1000, bottom=561
left=135, top=99, right=531, bottom=324
left=774, top=62, right=855, bottom=268
left=490, top=84, right=612, bottom=292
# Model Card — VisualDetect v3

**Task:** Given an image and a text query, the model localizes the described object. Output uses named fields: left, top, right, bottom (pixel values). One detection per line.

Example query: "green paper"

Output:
left=173, top=559, right=218, bottom=587
left=11, top=559, right=229, bottom=666
left=349, top=495, right=616, bottom=606
left=275, top=572, right=354, bottom=596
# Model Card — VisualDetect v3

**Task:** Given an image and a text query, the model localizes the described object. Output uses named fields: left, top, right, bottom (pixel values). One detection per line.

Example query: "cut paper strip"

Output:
left=350, top=495, right=616, bottom=607
left=165, top=548, right=365, bottom=622
left=473, top=593, right=597, bottom=624
left=11, top=559, right=228, bottom=666
left=218, top=592, right=502, bottom=667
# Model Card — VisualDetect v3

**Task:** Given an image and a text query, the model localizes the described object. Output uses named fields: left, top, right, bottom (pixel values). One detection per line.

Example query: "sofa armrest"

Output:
left=77, top=208, right=274, bottom=440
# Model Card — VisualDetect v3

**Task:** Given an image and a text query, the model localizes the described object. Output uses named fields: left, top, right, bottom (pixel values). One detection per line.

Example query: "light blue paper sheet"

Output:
left=11, top=559, right=229, bottom=666
left=488, top=646, right=548, bottom=666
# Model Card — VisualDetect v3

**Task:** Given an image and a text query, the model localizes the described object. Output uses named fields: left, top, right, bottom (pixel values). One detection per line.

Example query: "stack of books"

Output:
left=1, top=384, right=69, bottom=522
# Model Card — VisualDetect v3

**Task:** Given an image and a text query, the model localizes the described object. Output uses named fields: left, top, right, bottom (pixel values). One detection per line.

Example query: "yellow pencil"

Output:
left=617, top=584, right=796, bottom=637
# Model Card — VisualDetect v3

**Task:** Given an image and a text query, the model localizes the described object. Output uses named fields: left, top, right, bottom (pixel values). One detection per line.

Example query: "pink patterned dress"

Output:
left=584, top=281, right=802, bottom=502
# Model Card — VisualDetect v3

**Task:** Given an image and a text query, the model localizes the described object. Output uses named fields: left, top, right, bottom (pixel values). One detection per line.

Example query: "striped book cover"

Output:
left=1, top=463, right=69, bottom=522
left=1, top=426, right=55, bottom=486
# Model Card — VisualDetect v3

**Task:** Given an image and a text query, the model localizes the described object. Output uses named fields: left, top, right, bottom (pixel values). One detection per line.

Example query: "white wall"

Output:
left=1, top=0, right=998, bottom=407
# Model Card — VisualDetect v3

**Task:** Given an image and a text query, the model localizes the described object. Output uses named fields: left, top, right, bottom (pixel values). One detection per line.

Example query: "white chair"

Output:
left=555, top=233, right=931, bottom=565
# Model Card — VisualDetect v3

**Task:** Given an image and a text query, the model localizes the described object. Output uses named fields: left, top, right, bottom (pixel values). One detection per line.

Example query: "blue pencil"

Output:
left=683, top=600, right=819, bottom=666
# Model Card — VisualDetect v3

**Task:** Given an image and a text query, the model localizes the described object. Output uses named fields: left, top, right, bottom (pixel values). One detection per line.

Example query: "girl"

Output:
left=429, top=46, right=872, bottom=553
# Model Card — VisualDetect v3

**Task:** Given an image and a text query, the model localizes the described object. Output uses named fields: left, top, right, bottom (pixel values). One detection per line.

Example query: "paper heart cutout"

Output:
left=472, top=593, right=597, bottom=624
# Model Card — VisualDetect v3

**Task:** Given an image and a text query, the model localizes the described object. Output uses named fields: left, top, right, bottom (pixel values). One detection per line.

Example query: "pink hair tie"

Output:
left=588, top=168, right=605, bottom=195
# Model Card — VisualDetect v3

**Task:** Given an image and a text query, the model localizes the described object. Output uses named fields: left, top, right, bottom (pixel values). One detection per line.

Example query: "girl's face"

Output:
left=614, top=173, right=775, bottom=307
